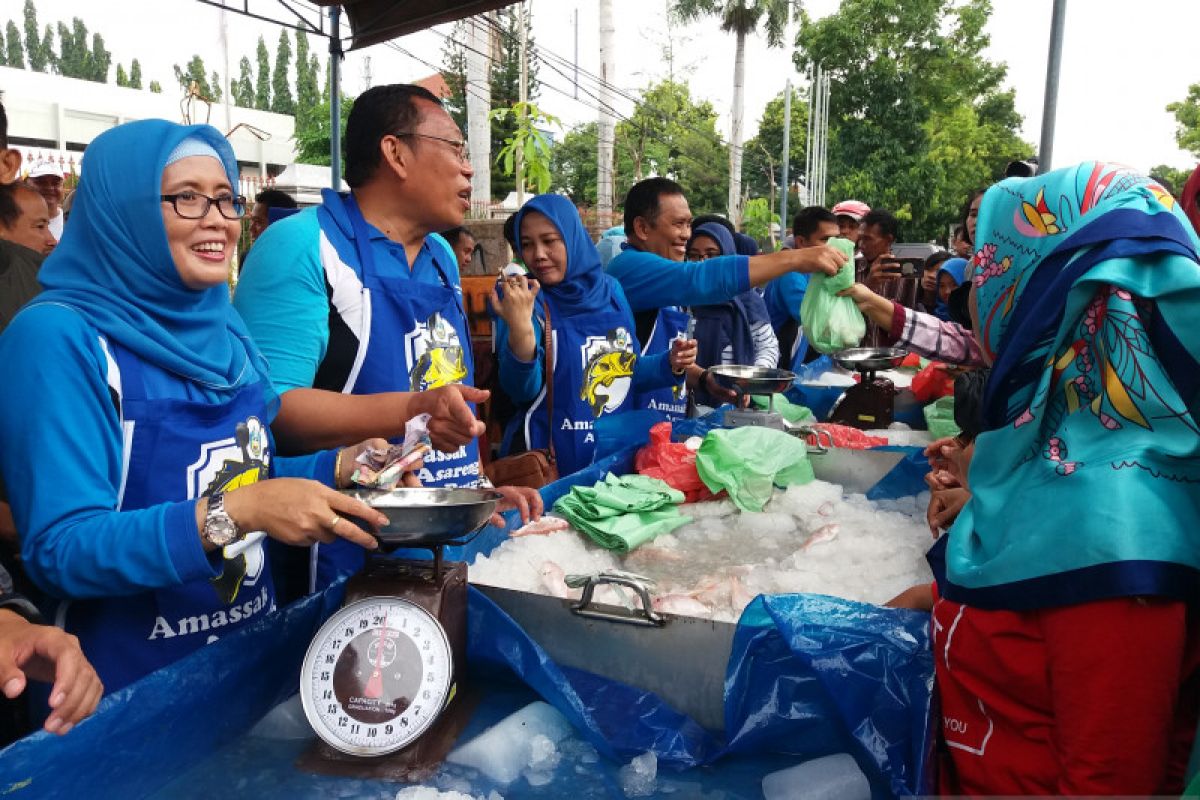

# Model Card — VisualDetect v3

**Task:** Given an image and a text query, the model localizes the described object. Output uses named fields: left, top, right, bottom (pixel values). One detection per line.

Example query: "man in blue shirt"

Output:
left=763, top=205, right=840, bottom=369
left=606, top=178, right=845, bottom=408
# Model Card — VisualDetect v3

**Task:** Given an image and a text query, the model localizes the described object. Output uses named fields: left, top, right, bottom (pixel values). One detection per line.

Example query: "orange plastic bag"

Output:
left=635, top=422, right=714, bottom=502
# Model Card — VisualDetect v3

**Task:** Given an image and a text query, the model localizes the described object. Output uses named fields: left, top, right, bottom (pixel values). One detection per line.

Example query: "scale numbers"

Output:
left=300, top=597, right=453, bottom=756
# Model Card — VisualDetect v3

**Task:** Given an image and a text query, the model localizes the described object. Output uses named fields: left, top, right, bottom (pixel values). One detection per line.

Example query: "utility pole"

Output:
left=467, top=15, right=491, bottom=209
left=219, top=8, right=232, bottom=133
left=516, top=0, right=528, bottom=207
left=329, top=6, right=342, bottom=190
left=1038, top=0, right=1067, bottom=174
left=597, top=0, right=616, bottom=223
left=573, top=7, right=579, bottom=99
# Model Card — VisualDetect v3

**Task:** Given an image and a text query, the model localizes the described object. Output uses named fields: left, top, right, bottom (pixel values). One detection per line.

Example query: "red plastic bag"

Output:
left=910, top=362, right=956, bottom=403
left=810, top=424, right=889, bottom=450
left=635, top=422, right=714, bottom=502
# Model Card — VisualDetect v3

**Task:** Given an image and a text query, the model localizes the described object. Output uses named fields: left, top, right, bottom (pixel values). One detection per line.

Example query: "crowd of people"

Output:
left=0, top=80, right=1199, bottom=795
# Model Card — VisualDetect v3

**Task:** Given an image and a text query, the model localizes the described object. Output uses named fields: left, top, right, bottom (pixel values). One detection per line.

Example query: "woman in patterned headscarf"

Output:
left=929, top=163, right=1200, bottom=794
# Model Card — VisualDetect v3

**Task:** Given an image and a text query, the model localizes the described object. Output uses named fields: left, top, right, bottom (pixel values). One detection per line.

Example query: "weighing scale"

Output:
left=298, top=487, right=501, bottom=781
left=827, top=347, right=907, bottom=429
left=708, top=366, right=797, bottom=430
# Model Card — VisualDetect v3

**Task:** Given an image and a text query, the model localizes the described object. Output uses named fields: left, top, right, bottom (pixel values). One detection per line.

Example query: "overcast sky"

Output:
left=16, top=0, right=1200, bottom=174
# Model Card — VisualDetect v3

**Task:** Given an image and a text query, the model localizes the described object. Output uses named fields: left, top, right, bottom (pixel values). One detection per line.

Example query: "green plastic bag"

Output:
left=923, top=395, right=961, bottom=440
left=553, top=473, right=690, bottom=553
left=798, top=237, right=866, bottom=354
left=695, top=427, right=814, bottom=512
left=750, top=393, right=815, bottom=423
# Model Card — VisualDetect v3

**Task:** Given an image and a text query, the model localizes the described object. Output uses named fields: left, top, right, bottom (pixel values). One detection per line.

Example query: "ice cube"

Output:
left=618, top=751, right=658, bottom=798
left=760, top=753, right=870, bottom=800
left=446, top=701, right=573, bottom=785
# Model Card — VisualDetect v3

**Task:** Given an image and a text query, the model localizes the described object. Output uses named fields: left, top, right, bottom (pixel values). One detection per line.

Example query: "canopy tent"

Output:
left=197, top=0, right=520, bottom=184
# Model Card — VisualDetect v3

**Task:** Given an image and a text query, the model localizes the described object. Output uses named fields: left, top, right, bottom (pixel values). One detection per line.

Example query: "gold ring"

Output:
left=328, top=515, right=341, bottom=529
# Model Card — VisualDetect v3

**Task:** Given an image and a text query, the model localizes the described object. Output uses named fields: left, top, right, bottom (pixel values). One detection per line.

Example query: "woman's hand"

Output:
left=924, top=437, right=973, bottom=489
left=489, top=275, right=540, bottom=329
left=837, top=283, right=895, bottom=328
left=927, top=487, right=970, bottom=537
left=488, top=485, right=544, bottom=528
left=0, top=610, right=103, bottom=735
left=219, top=478, right=389, bottom=551
left=335, top=438, right=389, bottom=488
left=669, top=338, right=697, bottom=374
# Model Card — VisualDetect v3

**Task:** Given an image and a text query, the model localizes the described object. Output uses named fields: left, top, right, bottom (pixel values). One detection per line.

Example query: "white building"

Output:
left=0, top=65, right=300, bottom=192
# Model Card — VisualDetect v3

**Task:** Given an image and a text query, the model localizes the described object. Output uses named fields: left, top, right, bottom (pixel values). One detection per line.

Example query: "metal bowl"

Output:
left=341, top=487, right=502, bottom=546
left=832, top=347, right=908, bottom=373
left=708, top=365, right=797, bottom=396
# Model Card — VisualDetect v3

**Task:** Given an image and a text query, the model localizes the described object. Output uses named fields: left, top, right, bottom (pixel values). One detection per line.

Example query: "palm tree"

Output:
left=672, top=0, right=793, bottom=224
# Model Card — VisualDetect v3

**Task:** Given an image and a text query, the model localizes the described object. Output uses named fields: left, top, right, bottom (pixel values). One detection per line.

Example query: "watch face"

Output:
left=205, top=513, right=238, bottom=547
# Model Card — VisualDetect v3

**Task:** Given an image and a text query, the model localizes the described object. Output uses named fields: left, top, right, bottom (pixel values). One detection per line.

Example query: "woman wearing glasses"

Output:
left=0, top=121, right=393, bottom=694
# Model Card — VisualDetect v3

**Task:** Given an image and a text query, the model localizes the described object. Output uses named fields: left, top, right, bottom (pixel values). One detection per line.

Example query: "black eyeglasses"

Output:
left=393, top=132, right=469, bottom=163
left=160, top=191, right=248, bottom=220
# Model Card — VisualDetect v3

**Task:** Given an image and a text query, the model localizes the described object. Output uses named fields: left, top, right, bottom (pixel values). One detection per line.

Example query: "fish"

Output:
left=801, top=523, right=840, bottom=551
left=651, top=594, right=712, bottom=617
left=511, top=516, right=571, bottom=537
left=537, top=561, right=571, bottom=599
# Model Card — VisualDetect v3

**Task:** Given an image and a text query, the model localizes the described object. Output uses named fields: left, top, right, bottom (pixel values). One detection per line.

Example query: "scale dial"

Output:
left=300, top=597, right=453, bottom=757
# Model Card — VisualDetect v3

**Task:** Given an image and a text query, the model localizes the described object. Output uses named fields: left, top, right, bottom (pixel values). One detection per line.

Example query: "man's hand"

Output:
left=415, top=385, right=489, bottom=453
left=867, top=252, right=902, bottom=282
left=669, top=338, right=698, bottom=373
left=791, top=244, right=847, bottom=276
left=0, top=610, right=103, bottom=735
left=488, top=485, right=544, bottom=528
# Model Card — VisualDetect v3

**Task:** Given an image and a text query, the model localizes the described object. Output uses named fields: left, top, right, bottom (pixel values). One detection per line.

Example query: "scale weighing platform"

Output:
left=297, top=487, right=501, bottom=781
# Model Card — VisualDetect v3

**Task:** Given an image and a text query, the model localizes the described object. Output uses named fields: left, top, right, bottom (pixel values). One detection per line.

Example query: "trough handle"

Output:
left=571, top=574, right=665, bottom=627
left=793, top=425, right=833, bottom=454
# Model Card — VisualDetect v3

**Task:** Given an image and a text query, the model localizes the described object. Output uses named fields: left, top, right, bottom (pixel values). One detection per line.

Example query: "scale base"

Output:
left=723, top=407, right=786, bottom=430
left=828, top=378, right=898, bottom=429
left=299, top=556, right=470, bottom=780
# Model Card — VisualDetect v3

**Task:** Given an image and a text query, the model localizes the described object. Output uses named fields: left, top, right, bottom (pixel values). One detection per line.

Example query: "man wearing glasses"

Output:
left=234, top=84, right=540, bottom=595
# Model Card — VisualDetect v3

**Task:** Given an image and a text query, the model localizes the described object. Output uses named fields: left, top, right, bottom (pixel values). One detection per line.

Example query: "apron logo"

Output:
left=186, top=417, right=270, bottom=605
left=580, top=327, right=636, bottom=417
left=406, top=312, right=468, bottom=390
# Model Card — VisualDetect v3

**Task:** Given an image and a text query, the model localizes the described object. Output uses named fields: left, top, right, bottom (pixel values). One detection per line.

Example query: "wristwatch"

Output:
left=202, top=491, right=241, bottom=548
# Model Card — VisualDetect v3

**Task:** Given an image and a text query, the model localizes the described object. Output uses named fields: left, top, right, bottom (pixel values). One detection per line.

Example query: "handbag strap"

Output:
left=540, top=298, right=556, bottom=465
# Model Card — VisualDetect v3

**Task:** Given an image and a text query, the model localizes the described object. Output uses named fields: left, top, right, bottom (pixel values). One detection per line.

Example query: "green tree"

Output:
left=209, top=70, right=223, bottom=103
left=232, top=56, right=255, bottom=108
left=741, top=196, right=777, bottom=243
left=149, top=80, right=163, bottom=94
left=39, top=23, right=52, bottom=72
left=294, top=31, right=320, bottom=112
left=440, top=19, right=469, bottom=131
left=742, top=87, right=809, bottom=204
left=23, top=0, right=47, bottom=72
left=795, top=0, right=1031, bottom=239
left=115, top=62, right=128, bottom=87
left=3, top=21, right=21, bottom=68
left=254, top=36, right=271, bottom=110
left=129, top=58, right=142, bottom=89
left=1149, top=164, right=1192, bottom=195
left=672, top=0, right=793, bottom=223
left=174, top=55, right=216, bottom=98
left=1167, top=83, right=1200, bottom=159
left=271, top=30, right=294, bottom=115
left=615, top=80, right=729, bottom=213
left=551, top=122, right=600, bottom=204
left=54, top=19, right=92, bottom=79
left=294, top=93, right=353, bottom=168
left=90, top=32, right=109, bottom=81
left=490, top=101, right=561, bottom=195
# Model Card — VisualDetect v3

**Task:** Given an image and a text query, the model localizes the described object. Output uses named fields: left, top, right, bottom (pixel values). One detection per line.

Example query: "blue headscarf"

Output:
left=932, top=257, right=967, bottom=321
left=938, top=162, right=1200, bottom=610
left=688, top=222, right=736, bottom=259
left=34, top=120, right=270, bottom=398
left=514, top=194, right=615, bottom=317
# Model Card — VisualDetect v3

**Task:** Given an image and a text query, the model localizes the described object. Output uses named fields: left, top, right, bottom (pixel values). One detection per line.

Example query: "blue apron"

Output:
left=524, top=296, right=639, bottom=477
left=313, top=194, right=480, bottom=591
left=632, top=306, right=689, bottom=419
left=58, top=341, right=276, bottom=693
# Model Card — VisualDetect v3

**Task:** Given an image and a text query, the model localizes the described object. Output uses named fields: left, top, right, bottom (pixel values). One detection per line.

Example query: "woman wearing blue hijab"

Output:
left=0, top=120, right=391, bottom=694
left=931, top=256, right=967, bottom=321
left=929, top=163, right=1200, bottom=794
left=685, top=222, right=779, bottom=408
left=491, top=194, right=696, bottom=476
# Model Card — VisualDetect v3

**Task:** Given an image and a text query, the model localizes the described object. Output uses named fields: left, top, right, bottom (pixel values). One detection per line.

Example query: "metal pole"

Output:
left=805, top=68, right=814, bottom=207
left=597, top=0, right=616, bottom=221
left=516, top=0, right=528, bottom=206
left=778, top=2, right=793, bottom=245
left=573, top=7, right=579, bottom=100
left=1038, top=0, right=1067, bottom=174
left=329, top=6, right=342, bottom=190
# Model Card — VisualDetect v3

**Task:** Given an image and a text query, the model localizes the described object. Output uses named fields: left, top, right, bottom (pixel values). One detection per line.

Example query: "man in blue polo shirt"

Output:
left=234, top=84, right=539, bottom=591
left=606, top=177, right=846, bottom=416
